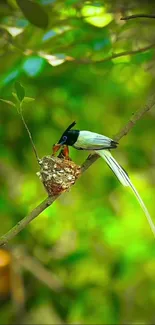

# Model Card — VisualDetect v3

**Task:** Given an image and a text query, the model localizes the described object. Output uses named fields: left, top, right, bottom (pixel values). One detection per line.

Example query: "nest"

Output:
left=37, top=155, right=81, bottom=196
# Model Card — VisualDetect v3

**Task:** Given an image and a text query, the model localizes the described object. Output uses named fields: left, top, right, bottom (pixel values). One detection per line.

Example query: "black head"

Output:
left=57, top=121, right=79, bottom=146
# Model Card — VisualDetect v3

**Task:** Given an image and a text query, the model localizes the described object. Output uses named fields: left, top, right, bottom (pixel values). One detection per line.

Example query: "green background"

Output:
left=0, top=0, right=155, bottom=324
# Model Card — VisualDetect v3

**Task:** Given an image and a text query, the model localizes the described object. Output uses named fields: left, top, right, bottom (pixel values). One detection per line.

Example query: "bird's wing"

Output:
left=74, top=131, right=117, bottom=150
left=96, top=149, right=155, bottom=237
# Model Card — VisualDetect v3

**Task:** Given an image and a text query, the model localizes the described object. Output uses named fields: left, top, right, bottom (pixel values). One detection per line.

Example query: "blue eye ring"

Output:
left=63, top=135, right=67, bottom=141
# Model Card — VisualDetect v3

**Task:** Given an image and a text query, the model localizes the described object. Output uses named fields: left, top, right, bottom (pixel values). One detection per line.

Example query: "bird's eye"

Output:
left=63, top=135, right=67, bottom=141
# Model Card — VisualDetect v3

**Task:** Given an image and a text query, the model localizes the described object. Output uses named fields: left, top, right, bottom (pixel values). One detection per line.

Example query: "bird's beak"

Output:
left=52, top=143, right=62, bottom=155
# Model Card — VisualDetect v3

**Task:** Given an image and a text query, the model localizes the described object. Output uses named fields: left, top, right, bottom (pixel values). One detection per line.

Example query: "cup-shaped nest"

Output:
left=37, top=156, right=81, bottom=196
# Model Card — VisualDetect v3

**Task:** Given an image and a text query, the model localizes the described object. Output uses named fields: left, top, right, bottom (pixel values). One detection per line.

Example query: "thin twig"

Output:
left=121, top=14, right=155, bottom=20
left=19, top=110, right=40, bottom=165
left=11, top=38, right=155, bottom=66
left=72, top=43, right=155, bottom=65
left=0, top=94, right=155, bottom=246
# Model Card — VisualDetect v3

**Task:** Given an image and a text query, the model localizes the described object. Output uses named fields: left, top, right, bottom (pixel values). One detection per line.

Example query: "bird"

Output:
left=53, top=121, right=155, bottom=236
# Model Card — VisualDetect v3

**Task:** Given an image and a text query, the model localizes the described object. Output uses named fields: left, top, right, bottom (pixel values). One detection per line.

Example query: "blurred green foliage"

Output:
left=0, top=0, right=155, bottom=324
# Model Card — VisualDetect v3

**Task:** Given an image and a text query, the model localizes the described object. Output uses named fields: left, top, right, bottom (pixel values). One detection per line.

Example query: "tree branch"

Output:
left=12, top=42, right=155, bottom=67
left=81, top=94, right=155, bottom=172
left=114, top=94, right=155, bottom=141
left=0, top=196, right=58, bottom=246
left=121, top=14, right=155, bottom=20
left=0, top=94, right=155, bottom=247
left=71, top=44, right=155, bottom=65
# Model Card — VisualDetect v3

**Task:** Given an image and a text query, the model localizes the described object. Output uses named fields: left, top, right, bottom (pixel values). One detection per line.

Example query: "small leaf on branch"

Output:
left=0, top=99, right=15, bottom=107
left=12, top=92, right=20, bottom=103
left=22, top=97, right=35, bottom=104
left=14, top=81, right=25, bottom=102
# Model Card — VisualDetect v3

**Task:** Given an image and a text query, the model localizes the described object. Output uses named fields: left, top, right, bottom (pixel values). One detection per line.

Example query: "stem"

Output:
left=19, top=107, right=40, bottom=165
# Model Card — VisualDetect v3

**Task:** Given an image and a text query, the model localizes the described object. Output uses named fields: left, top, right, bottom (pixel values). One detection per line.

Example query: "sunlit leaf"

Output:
left=4, top=26, right=24, bottom=37
left=112, top=55, right=130, bottom=64
left=14, top=81, right=25, bottom=102
left=23, top=96, right=35, bottom=103
left=16, top=0, right=49, bottom=29
left=0, top=99, right=15, bottom=107
left=38, top=52, right=66, bottom=66
left=12, top=92, right=19, bottom=102
left=81, top=5, right=113, bottom=28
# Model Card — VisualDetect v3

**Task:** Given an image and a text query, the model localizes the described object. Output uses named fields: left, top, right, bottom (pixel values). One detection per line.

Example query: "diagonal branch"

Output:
left=114, top=94, right=155, bottom=142
left=70, top=44, right=155, bottom=65
left=0, top=196, right=58, bottom=246
left=0, top=94, right=155, bottom=247
left=121, top=14, right=155, bottom=20
left=81, top=94, right=155, bottom=172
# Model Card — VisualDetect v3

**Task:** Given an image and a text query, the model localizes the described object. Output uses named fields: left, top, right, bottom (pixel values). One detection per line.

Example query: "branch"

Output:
left=71, top=43, right=155, bottom=65
left=12, top=41, right=155, bottom=67
left=121, top=14, right=155, bottom=20
left=81, top=94, right=155, bottom=172
left=0, top=94, right=155, bottom=247
left=114, top=94, right=155, bottom=141
left=0, top=196, right=57, bottom=246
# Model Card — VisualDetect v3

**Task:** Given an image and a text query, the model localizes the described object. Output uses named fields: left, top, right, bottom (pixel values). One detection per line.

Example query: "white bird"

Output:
left=53, top=121, right=155, bottom=236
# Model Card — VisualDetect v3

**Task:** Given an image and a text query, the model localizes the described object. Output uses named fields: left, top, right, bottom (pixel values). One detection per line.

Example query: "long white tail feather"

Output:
left=96, top=150, right=155, bottom=237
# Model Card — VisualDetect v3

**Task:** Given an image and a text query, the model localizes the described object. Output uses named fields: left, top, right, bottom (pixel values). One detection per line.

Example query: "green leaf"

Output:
left=12, top=92, right=19, bottom=103
left=14, top=81, right=25, bottom=102
left=22, top=97, right=35, bottom=103
left=16, top=0, right=49, bottom=29
left=0, top=99, right=15, bottom=107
